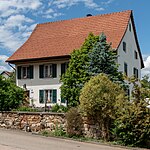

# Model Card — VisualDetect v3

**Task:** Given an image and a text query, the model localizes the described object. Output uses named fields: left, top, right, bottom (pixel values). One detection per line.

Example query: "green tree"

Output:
left=113, top=78, right=150, bottom=148
left=141, top=75, right=150, bottom=89
left=61, top=33, right=99, bottom=107
left=88, top=33, right=125, bottom=88
left=0, top=75, right=24, bottom=111
left=79, top=73, right=125, bottom=141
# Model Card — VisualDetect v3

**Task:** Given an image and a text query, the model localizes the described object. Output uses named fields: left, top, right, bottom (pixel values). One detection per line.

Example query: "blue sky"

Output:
left=0, top=0, right=150, bottom=76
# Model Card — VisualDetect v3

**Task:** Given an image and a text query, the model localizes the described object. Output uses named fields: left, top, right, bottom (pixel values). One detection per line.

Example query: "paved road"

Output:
left=0, top=128, right=129, bottom=150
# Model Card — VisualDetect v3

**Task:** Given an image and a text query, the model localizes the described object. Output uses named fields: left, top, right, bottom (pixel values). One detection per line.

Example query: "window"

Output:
left=133, top=67, right=138, bottom=78
left=39, top=89, right=57, bottom=104
left=129, top=23, right=131, bottom=32
left=17, top=65, right=34, bottom=79
left=124, top=62, right=128, bottom=76
left=61, top=62, right=69, bottom=76
left=123, top=42, right=126, bottom=52
left=134, top=51, right=138, bottom=59
left=39, top=64, right=57, bottom=78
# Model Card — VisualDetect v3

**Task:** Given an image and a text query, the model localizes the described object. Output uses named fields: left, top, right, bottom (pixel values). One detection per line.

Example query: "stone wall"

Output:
left=0, top=112, right=66, bottom=132
left=0, top=112, right=99, bottom=138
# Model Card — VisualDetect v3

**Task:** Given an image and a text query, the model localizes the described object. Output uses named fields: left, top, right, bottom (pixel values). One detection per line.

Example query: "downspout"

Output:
left=8, top=63, right=16, bottom=71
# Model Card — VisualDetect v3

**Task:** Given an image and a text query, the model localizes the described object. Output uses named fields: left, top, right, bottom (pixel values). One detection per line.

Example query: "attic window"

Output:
left=123, top=42, right=126, bottom=52
left=134, top=51, right=138, bottom=59
left=129, top=23, right=131, bottom=32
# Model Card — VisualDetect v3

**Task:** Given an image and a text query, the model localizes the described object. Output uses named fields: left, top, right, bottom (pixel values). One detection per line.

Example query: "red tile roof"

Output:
left=7, top=10, right=143, bottom=67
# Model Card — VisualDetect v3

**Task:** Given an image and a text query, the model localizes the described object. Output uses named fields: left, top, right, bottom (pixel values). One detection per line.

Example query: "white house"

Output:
left=6, top=10, right=144, bottom=107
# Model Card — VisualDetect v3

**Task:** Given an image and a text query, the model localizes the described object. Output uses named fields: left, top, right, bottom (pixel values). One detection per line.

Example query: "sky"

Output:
left=0, top=0, right=150, bottom=77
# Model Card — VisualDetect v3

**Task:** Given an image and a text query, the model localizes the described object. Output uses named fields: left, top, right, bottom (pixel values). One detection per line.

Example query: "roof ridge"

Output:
left=38, top=10, right=132, bottom=26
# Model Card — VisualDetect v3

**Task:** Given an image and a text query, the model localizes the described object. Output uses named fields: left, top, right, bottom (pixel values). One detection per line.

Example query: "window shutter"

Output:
left=61, top=63, right=66, bottom=76
left=39, top=90, right=44, bottom=103
left=39, top=65, right=44, bottom=78
left=52, top=89, right=57, bottom=103
left=29, top=65, right=34, bottom=79
left=61, top=96, right=65, bottom=103
left=52, top=64, right=57, bottom=78
left=17, top=66, right=22, bottom=79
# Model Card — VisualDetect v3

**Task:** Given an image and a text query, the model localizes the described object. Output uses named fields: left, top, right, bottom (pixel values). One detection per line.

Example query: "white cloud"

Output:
left=0, top=14, right=34, bottom=52
left=0, top=0, right=42, bottom=17
left=141, top=55, right=150, bottom=78
left=5, top=15, right=33, bottom=29
left=52, top=0, right=104, bottom=10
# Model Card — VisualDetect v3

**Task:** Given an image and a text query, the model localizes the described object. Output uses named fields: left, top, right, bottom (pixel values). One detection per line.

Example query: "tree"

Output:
left=141, top=75, right=150, bottom=89
left=88, top=33, right=126, bottom=88
left=79, top=73, right=125, bottom=141
left=61, top=33, right=99, bottom=107
left=0, top=75, right=24, bottom=111
left=113, top=79, right=150, bottom=148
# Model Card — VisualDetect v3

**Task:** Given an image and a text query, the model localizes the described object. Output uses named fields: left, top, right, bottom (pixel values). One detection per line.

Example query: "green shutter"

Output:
left=39, top=90, right=44, bottom=103
left=52, top=64, right=57, bottom=78
left=61, top=63, right=66, bottom=76
left=29, top=65, right=34, bottom=79
left=17, top=66, right=22, bottom=79
left=39, top=65, right=44, bottom=78
left=52, top=89, right=57, bottom=103
left=61, top=96, right=65, bottom=103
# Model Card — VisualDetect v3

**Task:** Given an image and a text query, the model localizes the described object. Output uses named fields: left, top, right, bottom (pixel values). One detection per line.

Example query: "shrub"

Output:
left=51, top=104, right=68, bottom=113
left=0, top=76, right=24, bottom=111
left=66, top=107, right=83, bottom=137
left=79, top=73, right=125, bottom=141
left=112, top=78, right=150, bottom=148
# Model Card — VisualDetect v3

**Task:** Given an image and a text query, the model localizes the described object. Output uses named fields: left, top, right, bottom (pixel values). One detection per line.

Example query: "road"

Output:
left=0, top=128, right=129, bottom=150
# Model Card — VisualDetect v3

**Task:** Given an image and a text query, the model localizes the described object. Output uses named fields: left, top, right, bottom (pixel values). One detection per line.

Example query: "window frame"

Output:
left=124, top=62, right=128, bottom=76
left=133, top=67, right=138, bottom=78
left=17, top=65, right=34, bottom=79
left=134, top=51, right=138, bottom=59
left=39, top=89, right=57, bottom=104
left=123, top=42, right=126, bottom=52
left=39, top=63, right=57, bottom=79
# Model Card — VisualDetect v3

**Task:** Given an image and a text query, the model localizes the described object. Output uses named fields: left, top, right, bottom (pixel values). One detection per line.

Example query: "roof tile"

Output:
left=7, top=10, right=131, bottom=62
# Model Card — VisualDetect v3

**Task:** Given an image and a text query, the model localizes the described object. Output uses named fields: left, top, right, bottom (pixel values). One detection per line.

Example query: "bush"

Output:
left=15, top=106, right=38, bottom=112
left=51, top=104, right=68, bottom=113
left=112, top=79, right=150, bottom=148
left=66, top=107, right=83, bottom=137
left=0, top=76, right=24, bottom=111
left=79, top=73, right=125, bottom=141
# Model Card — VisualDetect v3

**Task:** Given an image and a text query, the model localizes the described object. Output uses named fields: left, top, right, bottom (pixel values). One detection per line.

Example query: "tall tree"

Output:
left=61, top=33, right=99, bottom=107
left=88, top=33, right=125, bottom=87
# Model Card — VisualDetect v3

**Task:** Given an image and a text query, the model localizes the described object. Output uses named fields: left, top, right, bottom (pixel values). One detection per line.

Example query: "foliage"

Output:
left=79, top=73, right=125, bottom=141
left=88, top=33, right=126, bottom=89
left=113, top=78, right=150, bottom=148
left=0, top=75, right=24, bottom=111
left=52, top=124, right=66, bottom=136
left=51, top=104, right=68, bottom=112
left=66, top=107, right=83, bottom=137
left=61, top=33, right=99, bottom=107
left=141, top=75, right=150, bottom=89
left=9, top=71, right=16, bottom=84
left=15, top=106, right=38, bottom=112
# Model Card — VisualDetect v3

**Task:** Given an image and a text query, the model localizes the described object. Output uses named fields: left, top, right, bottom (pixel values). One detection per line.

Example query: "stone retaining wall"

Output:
left=0, top=112, right=99, bottom=138
left=0, top=112, right=66, bottom=132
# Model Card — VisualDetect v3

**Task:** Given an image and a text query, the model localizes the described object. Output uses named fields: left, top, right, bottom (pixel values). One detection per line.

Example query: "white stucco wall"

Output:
left=117, top=18, right=142, bottom=94
left=16, top=60, right=68, bottom=107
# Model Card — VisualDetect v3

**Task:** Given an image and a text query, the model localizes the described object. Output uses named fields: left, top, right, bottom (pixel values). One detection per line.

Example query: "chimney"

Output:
left=86, top=14, right=92, bottom=17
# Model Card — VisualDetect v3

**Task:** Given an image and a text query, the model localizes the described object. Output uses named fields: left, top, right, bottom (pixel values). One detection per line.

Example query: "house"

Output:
left=0, top=71, right=12, bottom=79
left=6, top=10, right=144, bottom=107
